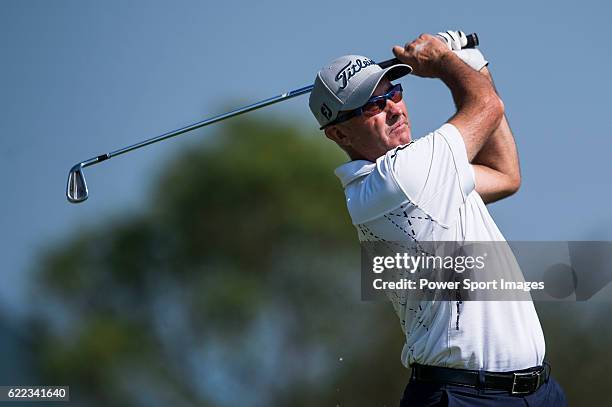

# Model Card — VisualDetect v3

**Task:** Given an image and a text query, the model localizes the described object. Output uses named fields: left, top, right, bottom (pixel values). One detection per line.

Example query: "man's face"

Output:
left=325, top=78, right=412, bottom=161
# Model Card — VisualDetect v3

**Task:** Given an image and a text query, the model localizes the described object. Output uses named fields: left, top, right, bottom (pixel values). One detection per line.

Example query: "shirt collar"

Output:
left=334, top=160, right=376, bottom=188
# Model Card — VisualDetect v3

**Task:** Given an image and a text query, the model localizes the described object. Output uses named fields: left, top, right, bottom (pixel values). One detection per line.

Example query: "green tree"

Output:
left=31, top=118, right=407, bottom=406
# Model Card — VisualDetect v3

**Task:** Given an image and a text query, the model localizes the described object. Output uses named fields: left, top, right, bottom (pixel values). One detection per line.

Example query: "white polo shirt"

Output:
left=335, top=123, right=545, bottom=372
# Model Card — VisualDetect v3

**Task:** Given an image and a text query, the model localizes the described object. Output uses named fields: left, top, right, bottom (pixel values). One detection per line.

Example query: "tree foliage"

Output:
left=32, top=118, right=406, bottom=406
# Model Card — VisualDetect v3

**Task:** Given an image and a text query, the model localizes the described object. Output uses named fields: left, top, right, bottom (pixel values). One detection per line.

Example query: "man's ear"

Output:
left=324, top=125, right=351, bottom=147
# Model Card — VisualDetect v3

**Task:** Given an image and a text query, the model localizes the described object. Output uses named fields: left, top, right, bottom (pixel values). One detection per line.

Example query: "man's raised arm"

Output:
left=471, top=67, right=521, bottom=203
left=393, top=34, right=504, bottom=161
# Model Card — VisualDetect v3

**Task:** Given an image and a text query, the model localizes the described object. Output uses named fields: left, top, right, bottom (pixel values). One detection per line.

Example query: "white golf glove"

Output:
left=437, top=30, right=469, bottom=50
left=437, top=30, right=489, bottom=71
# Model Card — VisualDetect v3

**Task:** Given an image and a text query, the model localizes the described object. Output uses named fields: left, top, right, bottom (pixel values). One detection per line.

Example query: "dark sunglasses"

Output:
left=321, top=83, right=403, bottom=129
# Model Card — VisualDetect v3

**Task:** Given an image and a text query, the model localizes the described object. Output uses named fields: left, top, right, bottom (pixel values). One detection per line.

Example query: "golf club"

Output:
left=66, top=33, right=479, bottom=203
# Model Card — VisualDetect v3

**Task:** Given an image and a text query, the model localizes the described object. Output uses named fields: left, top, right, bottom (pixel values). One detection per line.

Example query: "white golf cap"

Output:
left=309, top=55, right=412, bottom=128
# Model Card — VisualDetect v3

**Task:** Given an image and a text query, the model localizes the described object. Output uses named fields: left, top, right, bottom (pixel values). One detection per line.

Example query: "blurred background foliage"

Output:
left=4, top=117, right=610, bottom=406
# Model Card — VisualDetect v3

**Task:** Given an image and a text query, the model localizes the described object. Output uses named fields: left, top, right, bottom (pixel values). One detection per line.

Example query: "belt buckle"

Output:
left=511, top=370, right=541, bottom=395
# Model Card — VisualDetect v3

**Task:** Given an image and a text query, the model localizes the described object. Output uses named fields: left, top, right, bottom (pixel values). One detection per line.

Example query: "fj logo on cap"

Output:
left=321, top=103, right=332, bottom=120
left=335, top=58, right=376, bottom=90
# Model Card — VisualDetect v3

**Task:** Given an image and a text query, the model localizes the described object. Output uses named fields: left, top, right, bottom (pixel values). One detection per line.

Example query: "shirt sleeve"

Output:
left=386, top=123, right=475, bottom=225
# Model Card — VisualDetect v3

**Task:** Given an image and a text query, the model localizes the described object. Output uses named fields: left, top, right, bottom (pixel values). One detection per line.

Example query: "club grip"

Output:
left=466, top=32, right=479, bottom=48
left=378, top=32, right=479, bottom=69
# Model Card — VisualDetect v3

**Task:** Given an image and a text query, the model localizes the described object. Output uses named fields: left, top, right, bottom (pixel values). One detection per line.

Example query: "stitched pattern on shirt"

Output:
left=381, top=205, right=446, bottom=364
left=390, top=141, right=415, bottom=159
left=387, top=212, right=434, bottom=221
left=455, top=290, right=463, bottom=330
left=357, top=203, right=443, bottom=366
left=384, top=214, right=417, bottom=240
left=388, top=203, right=435, bottom=222
left=357, top=224, right=415, bottom=252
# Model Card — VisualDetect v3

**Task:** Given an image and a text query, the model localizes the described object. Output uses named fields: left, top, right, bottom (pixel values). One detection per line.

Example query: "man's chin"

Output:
left=389, top=125, right=411, bottom=145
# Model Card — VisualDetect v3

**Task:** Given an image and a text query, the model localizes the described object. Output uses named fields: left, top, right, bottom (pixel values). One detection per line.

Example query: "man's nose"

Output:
left=385, top=98, right=403, bottom=119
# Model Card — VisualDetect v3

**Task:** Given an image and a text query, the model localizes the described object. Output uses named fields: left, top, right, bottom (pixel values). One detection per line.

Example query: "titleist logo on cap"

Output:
left=335, top=58, right=375, bottom=90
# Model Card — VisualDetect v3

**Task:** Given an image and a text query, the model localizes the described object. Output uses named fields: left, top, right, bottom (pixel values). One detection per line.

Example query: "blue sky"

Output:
left=1, top=0, right=611, bottom=317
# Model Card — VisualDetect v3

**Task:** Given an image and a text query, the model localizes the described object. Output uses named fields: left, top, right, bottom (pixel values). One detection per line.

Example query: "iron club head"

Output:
left=67, top=164, right=89, bottom=203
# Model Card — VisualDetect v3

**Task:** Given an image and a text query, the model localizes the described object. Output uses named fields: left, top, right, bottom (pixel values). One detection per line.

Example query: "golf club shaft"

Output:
left=79, top=85, right=314, bottom=169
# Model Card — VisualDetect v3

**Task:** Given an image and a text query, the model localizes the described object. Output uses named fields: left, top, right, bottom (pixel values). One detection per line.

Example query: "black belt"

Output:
left=410, top=362, right=550, bottom=395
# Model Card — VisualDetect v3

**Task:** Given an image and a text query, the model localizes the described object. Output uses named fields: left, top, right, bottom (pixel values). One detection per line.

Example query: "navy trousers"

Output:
left=399, top=375, right=567, bottom=406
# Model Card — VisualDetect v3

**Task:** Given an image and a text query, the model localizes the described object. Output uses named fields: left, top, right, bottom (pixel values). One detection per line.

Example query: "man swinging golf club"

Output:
left=309, top=31, right=568, bottom=406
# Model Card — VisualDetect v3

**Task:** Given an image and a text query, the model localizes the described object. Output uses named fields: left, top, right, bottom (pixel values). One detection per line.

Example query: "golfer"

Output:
left=309, top=31, right=567, bottom=406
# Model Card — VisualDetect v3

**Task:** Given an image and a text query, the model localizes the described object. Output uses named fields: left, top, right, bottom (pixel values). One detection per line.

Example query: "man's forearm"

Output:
left=472, top=68, right=521, bottom=202
left=473, top=115, right=520, bottom=179
left=438, top=53, right=504, bottom=161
